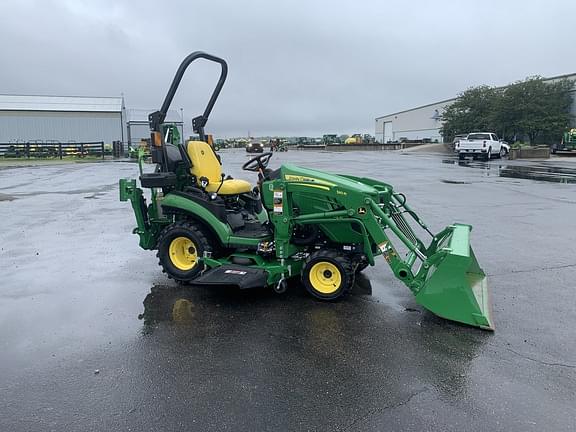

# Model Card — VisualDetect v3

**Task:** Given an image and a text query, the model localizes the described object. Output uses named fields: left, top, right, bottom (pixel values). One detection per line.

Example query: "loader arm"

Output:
left=265, top=165, right=494, bottom=330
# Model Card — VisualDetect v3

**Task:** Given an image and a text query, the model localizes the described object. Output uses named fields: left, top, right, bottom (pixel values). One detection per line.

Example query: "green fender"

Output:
left=161, top=193, right=232, bottom=245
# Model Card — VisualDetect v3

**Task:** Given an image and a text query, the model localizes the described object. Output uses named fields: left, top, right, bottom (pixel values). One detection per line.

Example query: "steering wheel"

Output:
left=242, top=152, right=273, bottom=172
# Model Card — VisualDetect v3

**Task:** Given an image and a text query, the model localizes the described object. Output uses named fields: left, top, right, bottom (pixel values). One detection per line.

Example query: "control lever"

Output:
left=214, top=173, right=225, bottom=195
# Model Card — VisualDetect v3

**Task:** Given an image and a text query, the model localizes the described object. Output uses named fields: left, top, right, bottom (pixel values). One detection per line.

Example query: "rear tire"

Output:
left=458, top=153, right=465, bottom=160
left=156, top=221, right=213, bottom=283
left=499, top=147, right=506, bottom=158
left=484, top=148, right=492, bottom=161
left=302, top=249, right=355, bottom=301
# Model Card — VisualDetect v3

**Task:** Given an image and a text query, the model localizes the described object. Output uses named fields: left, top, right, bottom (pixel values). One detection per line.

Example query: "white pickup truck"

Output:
left=456, top=132, right=507, bottom=160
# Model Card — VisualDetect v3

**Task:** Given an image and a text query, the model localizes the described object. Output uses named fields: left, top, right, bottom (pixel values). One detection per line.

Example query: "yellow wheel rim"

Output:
left=169, top=236, right=198, bottom=271
left=309, top=262, right=342, bottom=294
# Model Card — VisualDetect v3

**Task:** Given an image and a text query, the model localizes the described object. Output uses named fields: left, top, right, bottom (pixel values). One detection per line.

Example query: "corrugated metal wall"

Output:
left=0, top=111, right=123, bottom=143
left=375, top=101, right=450, bottom=143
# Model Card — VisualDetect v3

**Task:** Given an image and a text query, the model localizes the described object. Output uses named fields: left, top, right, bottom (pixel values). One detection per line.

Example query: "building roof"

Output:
left=375, top=98, right=455, bottom=120
left=376, top=72, right=576, bottom=120
left=126, top=109, right=183, bottom=124
left=0, top=94, right=123, bottom=112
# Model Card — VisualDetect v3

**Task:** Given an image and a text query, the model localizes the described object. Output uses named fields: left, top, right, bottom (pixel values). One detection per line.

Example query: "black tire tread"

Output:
left=302, top=249, right=355, bottom=301
left=156, top=221, right=212, bottom=284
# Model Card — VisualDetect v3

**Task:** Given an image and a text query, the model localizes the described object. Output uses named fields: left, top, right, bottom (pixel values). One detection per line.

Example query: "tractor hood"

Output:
left=280, top=164, right=385, bottom=196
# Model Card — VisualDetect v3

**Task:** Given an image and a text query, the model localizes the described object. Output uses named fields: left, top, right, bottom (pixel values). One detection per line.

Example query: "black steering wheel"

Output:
left=242, top=152, right=273, bottom=172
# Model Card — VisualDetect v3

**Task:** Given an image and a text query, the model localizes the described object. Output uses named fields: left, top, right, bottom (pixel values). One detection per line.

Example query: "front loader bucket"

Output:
left=416, top=224, right=494, bottom=330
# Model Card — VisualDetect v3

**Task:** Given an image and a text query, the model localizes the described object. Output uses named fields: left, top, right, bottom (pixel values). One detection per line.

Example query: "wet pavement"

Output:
left=1, top=150, right=575, bottom=431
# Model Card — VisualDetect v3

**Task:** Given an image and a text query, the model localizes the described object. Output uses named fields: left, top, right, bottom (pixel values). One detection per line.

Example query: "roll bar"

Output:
left=148, top=51, right=228, bottom=141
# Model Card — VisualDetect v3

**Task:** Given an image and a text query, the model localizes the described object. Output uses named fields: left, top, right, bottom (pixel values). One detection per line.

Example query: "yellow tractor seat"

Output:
left=186, top=141, right=252, bottom=195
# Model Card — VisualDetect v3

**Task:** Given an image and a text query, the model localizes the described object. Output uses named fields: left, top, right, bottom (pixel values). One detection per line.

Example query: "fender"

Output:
left=161, top=193, right=232, bottom=245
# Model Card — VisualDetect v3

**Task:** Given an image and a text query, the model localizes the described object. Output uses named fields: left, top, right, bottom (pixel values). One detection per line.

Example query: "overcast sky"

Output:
left=1, top=0, right=575, bottom=137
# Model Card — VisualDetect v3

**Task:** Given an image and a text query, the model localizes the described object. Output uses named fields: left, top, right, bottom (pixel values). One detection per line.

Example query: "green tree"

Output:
left=440, top=86, right=499, bottom=141
left=500, top=76, right=573, bottom=144
left=441, top=76, right=574, bottom=144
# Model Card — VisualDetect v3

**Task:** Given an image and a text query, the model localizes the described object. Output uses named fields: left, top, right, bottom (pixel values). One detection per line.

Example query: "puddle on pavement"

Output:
left=139, top=285, right=195, bottom=327
left=0, top=192, right=16, bottom=201
left=442, top=158, right=576, bottom=184
left=84, top=191, right=107, bottom=199
left=0, top=181, right=34, bottom=191
left=139, top=275, right=376, bottom=330
left=441, top=179, right=471, bottom=184
left=9, top=183, right=118, bottom=197
left=498, top=164, right=576, bottom=183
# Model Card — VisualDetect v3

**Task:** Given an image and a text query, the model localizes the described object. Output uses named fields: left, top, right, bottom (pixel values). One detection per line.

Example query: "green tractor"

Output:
left=553, top=128, right=576, bottom=154
left=120, top=52, right=493, bottom=330
left=269, top=138, right=288, bottom=152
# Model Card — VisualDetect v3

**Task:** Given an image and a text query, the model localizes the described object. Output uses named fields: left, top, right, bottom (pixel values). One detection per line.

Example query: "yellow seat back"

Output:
left=187, top=140, right=223, bottom=184
left=186, top=140, right=252, bottom=195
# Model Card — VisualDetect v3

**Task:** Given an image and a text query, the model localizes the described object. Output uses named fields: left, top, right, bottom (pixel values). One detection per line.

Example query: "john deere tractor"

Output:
left=120, top=52, right=493, bottom=330
left=553, top=128, right=576, bottom=154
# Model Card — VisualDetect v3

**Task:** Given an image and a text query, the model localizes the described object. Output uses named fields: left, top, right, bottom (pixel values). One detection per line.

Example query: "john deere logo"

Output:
left=201, top=150, right=205, bottom=155
left=358, top=207, right=366, bottom=215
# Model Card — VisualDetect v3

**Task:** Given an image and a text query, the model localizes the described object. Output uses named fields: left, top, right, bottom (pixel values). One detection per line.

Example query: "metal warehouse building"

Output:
left=126, top=109, right=183, bottom=148
left=375, top=73, right=576, bottom=143
left=0, top=94, right=124, bottom=144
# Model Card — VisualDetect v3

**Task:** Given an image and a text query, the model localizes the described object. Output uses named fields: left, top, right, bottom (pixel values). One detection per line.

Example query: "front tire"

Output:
left=302, top=250, right=355, bottom=301
left=157, top=221, right=213, bottom=283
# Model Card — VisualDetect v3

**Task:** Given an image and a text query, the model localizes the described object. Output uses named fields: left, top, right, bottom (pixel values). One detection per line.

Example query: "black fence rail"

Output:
left=0, top=141, right=111, bottom=159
